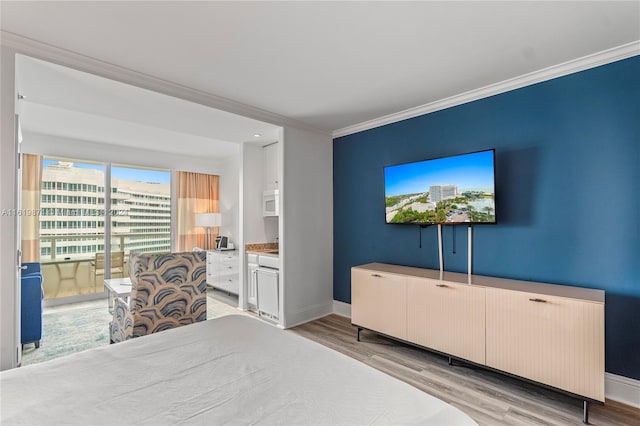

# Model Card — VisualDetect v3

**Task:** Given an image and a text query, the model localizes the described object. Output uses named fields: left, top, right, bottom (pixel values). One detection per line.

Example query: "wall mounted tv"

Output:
left=384, top=149, right=496, bottom=225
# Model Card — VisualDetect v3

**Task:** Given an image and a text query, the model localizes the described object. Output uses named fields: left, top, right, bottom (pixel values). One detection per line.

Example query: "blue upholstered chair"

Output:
left=21, top=262, right=44, bottom=348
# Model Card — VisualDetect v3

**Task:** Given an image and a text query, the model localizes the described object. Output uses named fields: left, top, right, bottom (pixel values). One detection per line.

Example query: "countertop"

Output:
left=245, top=242, right=279, bottom=256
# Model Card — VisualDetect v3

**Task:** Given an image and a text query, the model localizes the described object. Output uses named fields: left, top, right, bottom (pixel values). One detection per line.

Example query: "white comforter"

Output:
left=1, top=315, right=476, bottom=425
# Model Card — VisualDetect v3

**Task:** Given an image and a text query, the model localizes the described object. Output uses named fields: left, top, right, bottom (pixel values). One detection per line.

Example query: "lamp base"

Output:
left=205, top=227, right=213, bottom=250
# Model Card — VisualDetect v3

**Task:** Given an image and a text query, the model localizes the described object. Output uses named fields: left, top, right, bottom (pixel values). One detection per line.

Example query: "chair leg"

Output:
left=35, top=341, right=40, bottom=349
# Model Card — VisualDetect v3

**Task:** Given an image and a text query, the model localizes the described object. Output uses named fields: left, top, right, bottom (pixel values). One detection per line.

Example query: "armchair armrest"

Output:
left=110, top=297, right=133, bottom=343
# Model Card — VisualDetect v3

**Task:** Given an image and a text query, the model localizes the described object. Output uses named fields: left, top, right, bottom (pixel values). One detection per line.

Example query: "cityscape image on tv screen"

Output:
left=384, top=149, right=496, bottom=224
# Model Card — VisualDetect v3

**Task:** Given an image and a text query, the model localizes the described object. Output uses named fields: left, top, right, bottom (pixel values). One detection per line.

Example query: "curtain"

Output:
left=175, top=171, right=219, bottom=251
left=21, top=154, right=43, bottom=263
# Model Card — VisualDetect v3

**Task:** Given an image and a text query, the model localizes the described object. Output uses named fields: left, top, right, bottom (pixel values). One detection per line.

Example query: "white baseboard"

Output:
left=284, top=301, right=334, bottom=329
left=331, top=300, right=640, bottom=408
left=332, top=300, right=351, bottom=318
left=605, top=373, right=640, bottom=408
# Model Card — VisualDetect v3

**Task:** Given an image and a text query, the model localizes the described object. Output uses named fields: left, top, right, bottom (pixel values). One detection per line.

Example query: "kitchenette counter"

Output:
left=245, top=242, right=279, bottom=256
left=245, top=243, right=280, bottom=321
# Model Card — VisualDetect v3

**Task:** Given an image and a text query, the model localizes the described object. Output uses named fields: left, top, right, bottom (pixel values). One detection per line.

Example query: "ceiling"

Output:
left=2, top=1, right=639, bottom=135
left=15, top=55, right=281, bottom=160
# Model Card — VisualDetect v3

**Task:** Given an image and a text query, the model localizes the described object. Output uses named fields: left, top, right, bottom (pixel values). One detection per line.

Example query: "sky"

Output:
left=43, top=159, right=170, bottom=184
left=384, top=150, right=495, bottom=196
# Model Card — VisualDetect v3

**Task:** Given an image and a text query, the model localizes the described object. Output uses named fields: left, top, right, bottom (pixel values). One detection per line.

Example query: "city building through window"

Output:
left=36, top=158, right=171, bottom=300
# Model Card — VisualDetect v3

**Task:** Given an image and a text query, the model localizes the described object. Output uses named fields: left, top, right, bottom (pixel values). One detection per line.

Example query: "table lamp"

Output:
left=195, top=212, right=221, bottom=250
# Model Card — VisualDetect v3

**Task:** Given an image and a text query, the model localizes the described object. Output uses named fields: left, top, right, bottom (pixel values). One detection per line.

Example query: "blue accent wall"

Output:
left=333, top=56, right=640, bottom=380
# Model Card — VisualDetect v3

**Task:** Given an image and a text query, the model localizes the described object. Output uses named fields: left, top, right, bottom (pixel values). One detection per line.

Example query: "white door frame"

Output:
left=0, top=45, right=19, bottom=371
left=15, top=114, right=23, bottom=366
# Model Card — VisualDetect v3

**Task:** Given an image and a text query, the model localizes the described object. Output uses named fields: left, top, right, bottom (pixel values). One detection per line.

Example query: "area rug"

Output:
left=21, top=290, right=241, bottom=366
left=21, top=299, right=111, bottom=366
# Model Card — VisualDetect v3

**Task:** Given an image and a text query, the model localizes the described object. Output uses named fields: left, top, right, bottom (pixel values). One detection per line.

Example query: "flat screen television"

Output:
left=384, top=149, right=496, bottom=225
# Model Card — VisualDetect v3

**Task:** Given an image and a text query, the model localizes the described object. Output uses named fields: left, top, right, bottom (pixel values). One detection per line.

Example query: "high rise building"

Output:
left=39, top=161, right=170, bottom=261
left=429, top=184, right=458, bottom=203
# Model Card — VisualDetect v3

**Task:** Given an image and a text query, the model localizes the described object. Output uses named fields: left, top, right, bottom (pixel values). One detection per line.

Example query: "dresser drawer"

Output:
left=219, top=263, right=239, bottom=276
left=220, top=253, right=238, bottom=263
left=211, top=275, right=239, bottom=295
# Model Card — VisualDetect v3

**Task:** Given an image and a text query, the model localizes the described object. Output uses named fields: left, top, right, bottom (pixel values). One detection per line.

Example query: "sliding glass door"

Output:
left=110, top=165, right=171, bottom=283
left=36, top=158, right=171, bottom=302
left=39, top=159, right=107, bottom=299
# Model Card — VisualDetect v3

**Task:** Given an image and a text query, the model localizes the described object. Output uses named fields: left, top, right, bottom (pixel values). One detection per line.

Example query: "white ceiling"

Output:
left=2, top=1, right=639, bottom=135
left=15, top=55, right=281, bottom=160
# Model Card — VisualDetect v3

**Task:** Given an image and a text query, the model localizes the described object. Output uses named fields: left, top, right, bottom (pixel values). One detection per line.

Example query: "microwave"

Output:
left=263, top=189, right=279, bottom=217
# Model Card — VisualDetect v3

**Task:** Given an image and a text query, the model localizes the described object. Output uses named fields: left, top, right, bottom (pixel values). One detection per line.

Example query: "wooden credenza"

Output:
left=351, top=263, right=605, bottom=404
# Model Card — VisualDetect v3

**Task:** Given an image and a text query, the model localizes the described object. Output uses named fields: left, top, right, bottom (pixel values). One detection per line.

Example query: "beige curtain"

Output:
left=175, top=171, right=219, bottom=251
left=21, top=154, right=43, bottom=263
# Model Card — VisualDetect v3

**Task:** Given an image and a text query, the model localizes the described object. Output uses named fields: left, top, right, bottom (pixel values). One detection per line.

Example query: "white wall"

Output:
left=21, top=131, right=232, bottom=175
left=281, top=126, right=333, bottom=328
left=0, top=45, right=19, bottom=370
left=218, top=154, right=240, bottom=245
left=241, top=143, right=268, bottom=245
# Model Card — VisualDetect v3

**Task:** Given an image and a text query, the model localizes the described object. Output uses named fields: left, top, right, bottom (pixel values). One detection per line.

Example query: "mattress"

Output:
left=1, top=315, right=476, bottom=425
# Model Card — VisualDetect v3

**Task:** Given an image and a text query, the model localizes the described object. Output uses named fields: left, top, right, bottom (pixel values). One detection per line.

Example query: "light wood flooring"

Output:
left=289, top=314, right=639, bottom=426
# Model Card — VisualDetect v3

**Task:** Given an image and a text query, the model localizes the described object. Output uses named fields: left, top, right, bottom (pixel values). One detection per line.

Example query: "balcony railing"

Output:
left=40, top=232, right=170, bottom=300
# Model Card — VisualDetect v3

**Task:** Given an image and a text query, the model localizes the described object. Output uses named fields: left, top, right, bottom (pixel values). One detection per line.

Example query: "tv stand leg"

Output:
left=583, top=400, right=589, bottom=424
left=447, top=357, right=466, bottom=367
left=357, top=327, right=363, bottom=342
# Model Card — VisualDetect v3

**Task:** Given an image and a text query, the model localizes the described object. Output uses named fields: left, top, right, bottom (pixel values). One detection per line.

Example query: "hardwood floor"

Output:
left=289, top=314, right=639, bottom=426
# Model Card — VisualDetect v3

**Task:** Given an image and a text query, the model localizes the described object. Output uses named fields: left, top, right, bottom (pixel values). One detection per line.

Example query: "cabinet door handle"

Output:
left=436, top=284, right=448, bottom=288
left=529, top=298, right=547, bottom=303
left=371, top=274, right=382, bottom=278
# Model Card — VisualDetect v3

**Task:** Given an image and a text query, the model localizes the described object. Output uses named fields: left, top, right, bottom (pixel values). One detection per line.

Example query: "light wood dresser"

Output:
left=351, top=263, right=605, bottom=423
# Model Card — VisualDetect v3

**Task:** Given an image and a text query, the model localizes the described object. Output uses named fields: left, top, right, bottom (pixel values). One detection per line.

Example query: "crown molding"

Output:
left=333, top=40, right=640, bottom=139
left=0, top=31, right=330, bottom=137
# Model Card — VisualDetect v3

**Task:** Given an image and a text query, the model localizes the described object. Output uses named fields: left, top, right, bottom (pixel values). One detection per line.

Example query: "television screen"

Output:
left=384, top=149, right=496, bottom=225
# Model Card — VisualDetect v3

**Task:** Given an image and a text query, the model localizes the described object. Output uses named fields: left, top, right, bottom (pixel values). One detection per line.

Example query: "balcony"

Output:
left=40, top=232, right=170, bottom=301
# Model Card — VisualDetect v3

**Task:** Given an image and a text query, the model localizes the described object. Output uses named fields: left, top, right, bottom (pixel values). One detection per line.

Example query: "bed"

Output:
left=1, top=315, right=476, bottom=425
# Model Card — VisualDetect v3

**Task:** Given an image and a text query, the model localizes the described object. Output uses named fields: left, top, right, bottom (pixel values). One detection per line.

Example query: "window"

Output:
left=111, top=165, right=171, bottom=255
left=35, top=157, right=180, bottom=300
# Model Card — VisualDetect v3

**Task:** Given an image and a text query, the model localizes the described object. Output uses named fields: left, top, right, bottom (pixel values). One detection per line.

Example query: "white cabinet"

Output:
left=206, top=250, right=239, bottom=295
left=246, top=253, right=259, bottom=310
left=246, top=252, right=279, bottom=320
left=256, top=268, right=279, bottom=319
left=263, top=142, right=279, bottom=190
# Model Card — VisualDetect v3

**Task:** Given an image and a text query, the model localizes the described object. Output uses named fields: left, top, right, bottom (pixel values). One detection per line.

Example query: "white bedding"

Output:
left=1, top=315, right=476, bottom=425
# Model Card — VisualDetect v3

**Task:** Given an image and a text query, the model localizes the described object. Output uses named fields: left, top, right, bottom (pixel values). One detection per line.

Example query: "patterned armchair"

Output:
left=110, top=251, right=207, bottom=343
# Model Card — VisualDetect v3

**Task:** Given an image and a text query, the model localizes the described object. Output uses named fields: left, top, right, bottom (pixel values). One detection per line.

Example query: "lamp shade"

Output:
left=195, top=212, right=221, bottom=228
